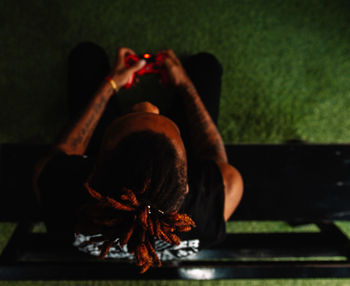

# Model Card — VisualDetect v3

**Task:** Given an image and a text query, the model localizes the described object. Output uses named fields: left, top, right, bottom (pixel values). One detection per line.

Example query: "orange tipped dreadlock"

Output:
left=76, top=180, right=196, bottom=274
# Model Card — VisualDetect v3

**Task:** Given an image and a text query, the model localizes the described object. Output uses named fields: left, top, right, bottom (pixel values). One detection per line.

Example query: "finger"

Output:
left=158, top=50, right=175, bottom=66
left=159, top=49, right=176, bottom=58
left=117, top=47, right=137, bottom=61
left=163, top=56, right=174, bottom=69
left=164, top=49, right=180, bottom=62
left=159, top=49, right=181, bottom=66
left=163, top=55, right=180, bottom=70
left=128, top=59, right=146, bottom=72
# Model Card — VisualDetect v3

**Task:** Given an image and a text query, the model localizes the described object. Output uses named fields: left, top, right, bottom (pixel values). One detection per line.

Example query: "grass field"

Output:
left=2, top=0, right=350, bottom=144
left=1, top=0, right=350, bottom=285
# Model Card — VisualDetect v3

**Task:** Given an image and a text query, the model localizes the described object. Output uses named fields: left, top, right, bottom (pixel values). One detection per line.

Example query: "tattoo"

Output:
left=180, top=82, right=227, bottom=162
left=70, top=115, right=94, bottom=149
left=93, top=93, right=107, bottom=114
left=68, top=85, right=111, bottom=152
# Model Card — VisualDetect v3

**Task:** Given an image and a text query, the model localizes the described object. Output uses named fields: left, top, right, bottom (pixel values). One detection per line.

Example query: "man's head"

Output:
left=91, top=101, right=188, bottom=212
left=77, top=102, right=195, bottom=273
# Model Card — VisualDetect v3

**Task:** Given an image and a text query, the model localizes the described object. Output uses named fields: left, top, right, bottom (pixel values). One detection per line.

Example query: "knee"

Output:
left=71, top=42, right=102, bottom=53
left=69, top=42, right=109, bottom=67
left=186, top=52, right=223, bottom=76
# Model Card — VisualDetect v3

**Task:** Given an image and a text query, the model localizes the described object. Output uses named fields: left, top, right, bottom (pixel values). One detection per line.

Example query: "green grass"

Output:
left=1, top=0, right=350, bottom=284
left=2, top=0, right=350, bottom=144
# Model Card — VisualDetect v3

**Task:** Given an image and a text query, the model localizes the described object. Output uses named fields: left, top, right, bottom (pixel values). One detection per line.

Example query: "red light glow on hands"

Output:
left=144, top=53, right=151, bottom=59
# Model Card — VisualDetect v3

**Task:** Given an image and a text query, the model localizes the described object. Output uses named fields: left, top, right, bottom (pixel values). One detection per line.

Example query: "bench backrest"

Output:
left=1, top=144, right=350, bottom=222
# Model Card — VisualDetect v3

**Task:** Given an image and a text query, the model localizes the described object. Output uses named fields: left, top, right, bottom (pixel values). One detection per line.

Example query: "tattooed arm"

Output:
left=32, top=80, right=116, bottom=202
left=177, top=78, right=244, bottom=221
left=56, top=46, right=146, bottom=156
left=55, top=82, right=114, bottom=155
left=178, top=81, right=228, bottom=163
left=160, top=49, right=227, bottom=162
left=161, top=49, right=243, bottom=221
left=32, top=47, right=146, bottom=202
left=32, top=81, right=112, bottom=202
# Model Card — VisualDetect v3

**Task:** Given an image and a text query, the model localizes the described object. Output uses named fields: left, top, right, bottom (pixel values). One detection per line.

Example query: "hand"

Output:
left=159, top=49, right=192, bottom=87
left=109, top=47, right=146, bottom=89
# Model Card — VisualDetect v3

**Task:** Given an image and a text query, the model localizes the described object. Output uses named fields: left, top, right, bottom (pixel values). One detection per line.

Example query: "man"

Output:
left=33, top=43, right=244, bottom=271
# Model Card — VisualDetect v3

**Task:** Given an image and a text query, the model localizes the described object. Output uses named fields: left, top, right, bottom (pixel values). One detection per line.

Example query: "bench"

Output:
left=0, top=143, right=350, bottom=280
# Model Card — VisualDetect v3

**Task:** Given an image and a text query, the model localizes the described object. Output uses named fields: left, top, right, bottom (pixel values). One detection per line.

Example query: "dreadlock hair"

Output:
left=75, top=130, right=196, bottom=273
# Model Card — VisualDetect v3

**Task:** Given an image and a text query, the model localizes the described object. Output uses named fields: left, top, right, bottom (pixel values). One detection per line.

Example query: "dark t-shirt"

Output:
left=37, top=151, right=226, bottom=255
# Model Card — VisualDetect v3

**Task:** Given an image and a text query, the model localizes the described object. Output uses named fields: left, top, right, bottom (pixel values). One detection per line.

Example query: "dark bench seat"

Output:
left=1, top=144, right=350, bottom=280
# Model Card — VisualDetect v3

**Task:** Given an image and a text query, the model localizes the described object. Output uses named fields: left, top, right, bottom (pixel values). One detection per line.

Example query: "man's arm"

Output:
left=55, top=82, right=114, bottom=156
left=177, top=80, right=244, bottom=221
left=32, top=47, right=146, bottom=202
left=161, top=48, right=243, bottom=220
left=32, top=81, right=115, bottom=203
left=177, top=81, right=227, bottom=163
left=53, top=47, right=146, bottom=155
